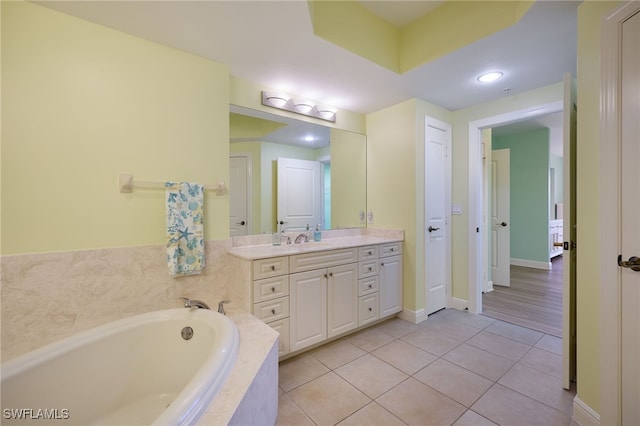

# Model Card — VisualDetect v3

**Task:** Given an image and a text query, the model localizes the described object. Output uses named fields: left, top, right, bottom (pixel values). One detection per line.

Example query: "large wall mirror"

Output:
left=229, top=105, right=366, bottom=236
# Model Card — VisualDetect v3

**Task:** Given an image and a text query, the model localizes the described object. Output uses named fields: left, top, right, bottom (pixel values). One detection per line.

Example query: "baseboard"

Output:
left=511, top=258, right=552, bottom=270
left=483, top=280, right=494, bottom=293
left=448, top=298, right=468, bottom=311
left=398, top=308, right=427, bottom=324
left=572, top=396, right=600, bottom=426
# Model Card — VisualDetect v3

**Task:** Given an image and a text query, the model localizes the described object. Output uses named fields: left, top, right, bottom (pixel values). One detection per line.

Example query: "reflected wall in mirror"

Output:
left=229, top=105, right=366, bottom=236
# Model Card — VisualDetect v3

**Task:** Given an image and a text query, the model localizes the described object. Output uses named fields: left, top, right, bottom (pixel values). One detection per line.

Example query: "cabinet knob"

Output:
left=271, top=309, right=276, bottom=315
left=368, top=267, right=372, bottom=272
left=329, top=272, right=333, bottom=277
left=368, top=284, right=372, bottom=288
left=271, top=286, right=276, bottom=292
left=368, top=307, right=373, bottom=312
left=391, top=248, right=395, bottom=252
left=381, top=262, right=385, bottom=267
left=324, top=273, right=328, bottom=278
left=271, top=265, right=275, bottom=271
left=368, top=251, right=372, bottom=255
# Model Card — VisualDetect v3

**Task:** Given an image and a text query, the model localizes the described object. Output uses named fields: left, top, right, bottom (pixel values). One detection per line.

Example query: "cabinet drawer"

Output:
left=290, top=248, right=357, bottom=273
left=253, top=256, right=289, bottom=280
left=268, top=318, right=290, bottom=357
left=253, top=296, right=290, bottom=323
left=359, top=276, right=379, bottom=296
left=253, top=276, right=290, bottom=303
left=359, top=293, right=380, bottom=326
left=358, top=260, right=378, bottom=279
left=380, top=242, right=402, bottom=257
left=358, top=246, right=378, bottom=261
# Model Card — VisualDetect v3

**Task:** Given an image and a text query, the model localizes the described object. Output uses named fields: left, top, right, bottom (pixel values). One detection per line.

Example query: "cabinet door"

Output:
left=290, top=270, right=327, bottom=352
left=327, top=263, right=358, bottom=338
left=380, top=255, right=402, bottom=317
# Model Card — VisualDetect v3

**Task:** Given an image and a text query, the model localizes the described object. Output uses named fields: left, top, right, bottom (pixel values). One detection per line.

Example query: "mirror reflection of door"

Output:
left=230, top=153, right=251, bottom=236
left=277, top=157, right=322, bottom=232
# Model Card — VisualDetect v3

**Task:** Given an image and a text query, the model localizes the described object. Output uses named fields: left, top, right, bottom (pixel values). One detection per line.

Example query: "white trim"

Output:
left=398, top=308, right=427, bottom=324
left=599, top=2, right=639, bottom=424
left=573, top=396, right=601, bottom=426
left=510, top=258, right=551, bottom=270
left=468, top=100, right=564, bottom=314
left=483, top=280, right=494, bottom=293
left=448, top=297, right=468, bottom=311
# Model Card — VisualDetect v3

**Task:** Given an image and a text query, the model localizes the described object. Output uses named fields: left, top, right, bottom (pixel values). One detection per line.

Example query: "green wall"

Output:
left=492, top=128, right=550, bottom=264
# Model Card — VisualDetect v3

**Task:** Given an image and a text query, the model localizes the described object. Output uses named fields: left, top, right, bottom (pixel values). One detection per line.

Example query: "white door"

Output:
left=425, top=117, right=451, bottom=315
left=491, top=149, right=511, bottom=287
left=621, top=10, right=640, bottom=424
left=562, top=72, right=577, bottom=389
left=277, top=157, right=322, bottom=232
left=229, top=154, right=250, bottom=236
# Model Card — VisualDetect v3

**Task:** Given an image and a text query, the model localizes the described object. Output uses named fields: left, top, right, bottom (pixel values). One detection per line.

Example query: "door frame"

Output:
left=600, top=2, right=640, bottom=424
left=467, top=100, right=563, bottom=314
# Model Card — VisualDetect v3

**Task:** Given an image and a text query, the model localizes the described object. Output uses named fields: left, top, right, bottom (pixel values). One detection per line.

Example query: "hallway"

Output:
left=482, top=257, right=563, bottom=337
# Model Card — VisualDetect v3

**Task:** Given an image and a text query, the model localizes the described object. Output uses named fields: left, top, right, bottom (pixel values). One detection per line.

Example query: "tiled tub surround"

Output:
left=1, top=240, right=277, bottom=425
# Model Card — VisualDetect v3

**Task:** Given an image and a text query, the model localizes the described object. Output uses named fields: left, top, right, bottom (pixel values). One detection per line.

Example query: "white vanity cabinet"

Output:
left=379, top=242, right=403, bottom=317
left=252, top=257, right=290, bottom=356
left=243, top=239, right=403, bottom=358
left=289, top=249, right=358, bottom=352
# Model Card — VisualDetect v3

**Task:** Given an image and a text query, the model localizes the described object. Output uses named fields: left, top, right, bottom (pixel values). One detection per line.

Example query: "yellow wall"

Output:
left=330, top=129, right=366, bottom=229
left=1, top=1, right=230, bottom=255
left=574, top=0, right=621, bottom=413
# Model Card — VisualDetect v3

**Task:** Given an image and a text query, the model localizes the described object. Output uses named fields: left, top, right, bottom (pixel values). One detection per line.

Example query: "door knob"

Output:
left=618, top=255, right=640, bottom=272
left=236, top=220, right=246, bottom=225
left=500, top=222, right=508, bottom=227
left=428, top=226, right=440, bottom=232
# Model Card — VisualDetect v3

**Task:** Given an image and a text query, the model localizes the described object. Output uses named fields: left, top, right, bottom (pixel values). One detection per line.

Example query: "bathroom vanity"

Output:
left=228, top=230, right=403, bottom=359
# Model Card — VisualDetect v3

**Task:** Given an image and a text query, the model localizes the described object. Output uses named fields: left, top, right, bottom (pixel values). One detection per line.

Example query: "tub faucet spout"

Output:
left=180, top=297, right=210, bottom=310
left=218, top=300, right=230, bottom=315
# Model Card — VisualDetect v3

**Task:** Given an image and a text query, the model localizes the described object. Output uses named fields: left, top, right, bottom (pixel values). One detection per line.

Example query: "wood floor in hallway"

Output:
left=482, top=256, right=563, bottom=337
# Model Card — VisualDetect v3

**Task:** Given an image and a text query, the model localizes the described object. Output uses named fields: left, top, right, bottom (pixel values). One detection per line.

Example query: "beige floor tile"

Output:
left=377, top=377, right=466, bottom=426
left=535, top=334, right=563, bottom=355
left=420, top=318, right=481, bottom=342
left=337, top=402, right=406, bottom=426
left=401, top=328, right=461, bottom=356
left=472, top=384, right=570, bottom=425
left=450, top=313, right=497, bottom=330
left=466, top=330, right=531, bottom=361
left=276, top=392, right=315, bottom=426
left=499, top=363, right=575, bottom=414
left=519, top=347, right=563, bottom=378
left=414, top=358, right=493, bottom=407
left=346, top=327, right=396, bottom=352
left=279, top=354, right=330, bottom=392
left=485, top=320, right=544, bottom=345
left=452, top=410, right=498, bottom=426
left=288, top=372, right=371, bottom=426
left=443, top=344, right=514, bottom=381
left=335, top=353, right=408, bottom=399
left=310, top=339, right=367, bottom=369
left=372, top=339, right=438, bottom=375
left=373, top=317, right=421, bottom=338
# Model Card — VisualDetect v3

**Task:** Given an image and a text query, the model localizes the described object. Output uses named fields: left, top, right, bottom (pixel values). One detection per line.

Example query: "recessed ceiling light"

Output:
left=304, top=135, right=315, bottom=142
left=477, top=72, right=504, bottom=83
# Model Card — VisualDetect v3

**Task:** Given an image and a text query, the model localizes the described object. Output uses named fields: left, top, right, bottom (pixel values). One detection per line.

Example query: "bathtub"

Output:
left=1, top=308, right=239, bottom=425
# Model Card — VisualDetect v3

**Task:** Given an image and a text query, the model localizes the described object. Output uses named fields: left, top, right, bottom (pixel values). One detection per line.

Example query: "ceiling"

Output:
left=37, top=1, right=579, bottom=115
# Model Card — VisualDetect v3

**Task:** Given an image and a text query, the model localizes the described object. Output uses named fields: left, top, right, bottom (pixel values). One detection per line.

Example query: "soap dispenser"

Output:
left=314, top=224, right=322, bottom=242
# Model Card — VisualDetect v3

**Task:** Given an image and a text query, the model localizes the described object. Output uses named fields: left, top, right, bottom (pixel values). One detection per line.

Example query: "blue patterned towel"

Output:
left=166, top=182, right=205, bottom=276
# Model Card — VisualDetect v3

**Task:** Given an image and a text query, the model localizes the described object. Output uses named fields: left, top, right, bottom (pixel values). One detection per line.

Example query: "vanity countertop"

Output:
left=227, top=234, right=403, bottom=261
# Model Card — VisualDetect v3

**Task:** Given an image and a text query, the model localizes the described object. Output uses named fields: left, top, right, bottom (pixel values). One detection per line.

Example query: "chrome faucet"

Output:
left=294, top=233, right=308, bottom=243
left=218, top=300, right=230, bottom=315
left=180, top=297, right=210, bottom=310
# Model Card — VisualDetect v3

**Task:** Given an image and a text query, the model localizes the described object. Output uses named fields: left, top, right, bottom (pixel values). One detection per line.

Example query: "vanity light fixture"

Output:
left=261, top=91, right=337, bottom=122
left=477, top=71, right=504, bottom=83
